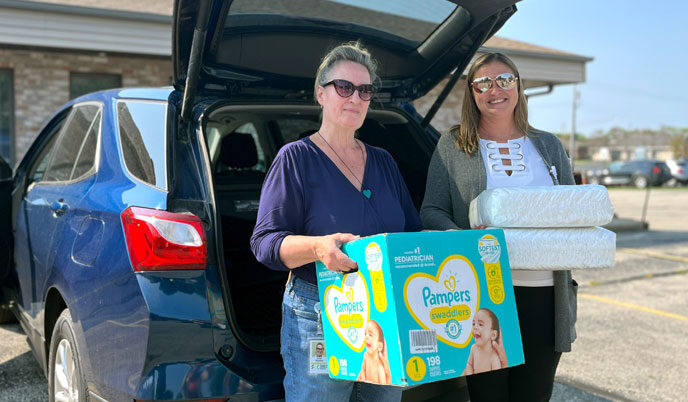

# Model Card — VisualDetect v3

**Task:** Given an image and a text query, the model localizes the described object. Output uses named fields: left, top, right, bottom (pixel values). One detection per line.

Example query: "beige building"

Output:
left=585, top=129, right=674, bottom=162
left=0, top=0, right=591, bottom=165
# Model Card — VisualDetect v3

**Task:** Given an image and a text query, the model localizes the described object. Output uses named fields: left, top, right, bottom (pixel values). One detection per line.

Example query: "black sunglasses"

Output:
left=323, top=79, right=374, bottom=101
left=471, top=73, right=518, bottom=93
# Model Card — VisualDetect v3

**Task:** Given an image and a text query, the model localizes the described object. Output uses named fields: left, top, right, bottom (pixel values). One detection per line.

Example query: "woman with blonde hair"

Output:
left=421, top=52, right=577, bottom=401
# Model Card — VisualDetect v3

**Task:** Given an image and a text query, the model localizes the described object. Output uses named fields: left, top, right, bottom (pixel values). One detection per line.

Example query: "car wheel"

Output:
left=49, top=310, right=87, bottom=402
left=588, top=177, right=600, bottom=185
left=633, top=175, right=648, bottom=188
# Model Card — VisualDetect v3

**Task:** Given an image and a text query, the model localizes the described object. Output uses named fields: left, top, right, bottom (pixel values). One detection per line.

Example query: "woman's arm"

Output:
left=421, top=144, right=460, bottom=230
left=557, top=142, right=576, bottom=185
left=394, top=167, right=424, bottom=232
left=545, top=131, right=575, bottom=185
left=378, top=148, right=423, bottom=232
left=280, top=233, right=359, bottom=272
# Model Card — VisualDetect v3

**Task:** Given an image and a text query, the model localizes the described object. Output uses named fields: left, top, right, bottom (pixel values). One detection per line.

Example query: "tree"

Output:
left=670, top=134, right=687, bottom=159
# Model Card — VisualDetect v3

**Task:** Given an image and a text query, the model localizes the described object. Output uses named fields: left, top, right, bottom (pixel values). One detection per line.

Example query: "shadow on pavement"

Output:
left=616, top=230, right=688, bottom=248
left=0, top=322, right=25, bottom=336
left=0, top=351, right=48, bottom=402
left=552, top=381, right=614, bottom=402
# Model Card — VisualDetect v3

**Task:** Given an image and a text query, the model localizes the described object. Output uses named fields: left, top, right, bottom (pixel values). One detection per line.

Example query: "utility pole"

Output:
left=569, top=85, right=579, bottom=171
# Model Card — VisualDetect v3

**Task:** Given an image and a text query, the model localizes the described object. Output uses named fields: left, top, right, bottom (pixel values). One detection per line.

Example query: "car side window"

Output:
left=70, top=109, right=100, bottom=180
left=117, top=100, right=168, bottom=190
left=28, top=135, right=59, bottom=184
left=608, top=162, right=623, bottom=172
left=23, top=109, right=71, bottom=185
left=43, top=104, right=101, bottom=183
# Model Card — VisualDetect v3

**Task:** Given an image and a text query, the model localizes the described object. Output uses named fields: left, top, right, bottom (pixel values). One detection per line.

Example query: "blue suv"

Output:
left=0, top=0, right=517, bottom=400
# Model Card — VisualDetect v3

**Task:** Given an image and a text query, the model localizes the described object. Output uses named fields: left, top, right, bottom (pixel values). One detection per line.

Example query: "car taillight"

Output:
left=121, top=206, right=207, bottom=271
left=679, top=167, right=684, bottom=174
left=652, top=166, right=660, bottom=174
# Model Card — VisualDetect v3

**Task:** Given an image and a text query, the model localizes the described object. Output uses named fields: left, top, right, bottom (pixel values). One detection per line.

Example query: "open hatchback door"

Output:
left=173, top=0, right=519, bottom=108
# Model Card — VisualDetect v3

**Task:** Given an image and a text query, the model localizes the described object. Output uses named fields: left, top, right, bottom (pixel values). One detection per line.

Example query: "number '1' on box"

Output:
left=316, top=230, right=524, bottom=386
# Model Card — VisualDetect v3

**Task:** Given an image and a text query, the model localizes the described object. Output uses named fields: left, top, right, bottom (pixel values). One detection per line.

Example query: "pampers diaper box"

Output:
left=315, top=230, right=524, bottom=386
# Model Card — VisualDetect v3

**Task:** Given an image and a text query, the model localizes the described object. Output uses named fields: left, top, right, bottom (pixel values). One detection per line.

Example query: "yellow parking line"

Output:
left=579, top=293, right=688, bottom=322
left=618, top=248, right=688, bottom=263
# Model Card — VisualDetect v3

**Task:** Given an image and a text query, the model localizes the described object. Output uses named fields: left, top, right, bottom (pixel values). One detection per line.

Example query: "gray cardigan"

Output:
left=420, top=129, right=577, bottom=352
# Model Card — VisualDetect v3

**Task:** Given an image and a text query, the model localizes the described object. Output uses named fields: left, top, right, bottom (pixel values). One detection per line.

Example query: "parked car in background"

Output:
left=0, top=0, right=518, bottom=400
left=665, top=159, right=688, bottom=186
left=586, top=159, right=672, bottom=188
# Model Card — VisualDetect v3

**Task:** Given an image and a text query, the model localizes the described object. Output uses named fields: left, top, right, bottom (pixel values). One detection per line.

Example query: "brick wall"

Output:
left=0, top=47, right=171, bottom=163
left=0, top=47, right=466, bottom=163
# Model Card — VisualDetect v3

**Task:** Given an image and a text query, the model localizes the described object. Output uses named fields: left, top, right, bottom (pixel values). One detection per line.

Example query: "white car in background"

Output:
left=666, top=159, right=688, bottom=186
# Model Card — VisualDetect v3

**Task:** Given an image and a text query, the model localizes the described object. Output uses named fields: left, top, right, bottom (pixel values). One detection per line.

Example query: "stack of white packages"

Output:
left=469, top=185, right=616, bottom=270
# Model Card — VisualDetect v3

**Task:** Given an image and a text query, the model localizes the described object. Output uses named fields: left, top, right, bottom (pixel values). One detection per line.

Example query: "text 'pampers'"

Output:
left=422, top=287, right=471, bottom=307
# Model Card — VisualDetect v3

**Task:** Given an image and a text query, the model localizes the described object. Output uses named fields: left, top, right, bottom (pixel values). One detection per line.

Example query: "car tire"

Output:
left=49, top=310, right=87, bottom=402
left=633, top=175, right=648, bottom=188
left=588, top=177, right=600, bottom=185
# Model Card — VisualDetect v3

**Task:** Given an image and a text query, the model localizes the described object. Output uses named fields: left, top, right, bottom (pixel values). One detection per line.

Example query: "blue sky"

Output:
left=334, top=0, right=688, bottom=136
left=496, top=0, right=688, bottom=136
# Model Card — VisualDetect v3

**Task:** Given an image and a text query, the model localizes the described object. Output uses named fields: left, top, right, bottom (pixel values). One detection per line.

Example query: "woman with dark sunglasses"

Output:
left=251, top=42, right=421, bottom=401
left=421, top=52, right=578, bottom=401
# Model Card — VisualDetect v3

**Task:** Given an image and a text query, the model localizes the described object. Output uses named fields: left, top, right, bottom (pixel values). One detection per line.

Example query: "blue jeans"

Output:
left=281, top=275, right=403, bottom=402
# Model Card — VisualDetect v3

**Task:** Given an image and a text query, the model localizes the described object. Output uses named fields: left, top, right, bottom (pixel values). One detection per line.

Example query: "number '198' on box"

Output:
left=315, top=229, right=524, bottom=386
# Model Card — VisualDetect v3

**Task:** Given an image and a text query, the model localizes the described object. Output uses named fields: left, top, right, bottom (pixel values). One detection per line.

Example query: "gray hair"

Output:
left=313, top=41, right=378, bottom=100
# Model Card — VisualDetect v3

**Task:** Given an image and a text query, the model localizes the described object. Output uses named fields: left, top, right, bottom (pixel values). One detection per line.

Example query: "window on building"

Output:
left=69, top=72, right=122, bottom=99
left=0, top=69, right=13, bottom=164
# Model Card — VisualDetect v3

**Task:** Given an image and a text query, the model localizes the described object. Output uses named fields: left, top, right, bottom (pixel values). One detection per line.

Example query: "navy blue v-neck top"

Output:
left=251, top=137, right=422, bottom=284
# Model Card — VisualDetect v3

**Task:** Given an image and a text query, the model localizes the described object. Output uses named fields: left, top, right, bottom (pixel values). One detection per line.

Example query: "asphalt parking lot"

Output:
left=1, top=187, right=687, bottom=401
left=553, top=188, right=688, bottom=402
left=0, top=323, right=47, bottom=401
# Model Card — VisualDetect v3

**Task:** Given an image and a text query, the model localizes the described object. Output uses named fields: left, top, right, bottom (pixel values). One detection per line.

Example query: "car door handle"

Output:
left=50, top=200, right=68, bottom=217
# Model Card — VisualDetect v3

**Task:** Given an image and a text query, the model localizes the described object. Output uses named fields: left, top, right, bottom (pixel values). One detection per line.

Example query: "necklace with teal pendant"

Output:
left=317, top=132, right=371, bottom=200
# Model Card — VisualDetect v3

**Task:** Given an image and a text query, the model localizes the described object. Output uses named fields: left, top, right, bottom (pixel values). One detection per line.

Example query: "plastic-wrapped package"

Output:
left=469, top=185, right=614, bottom=228
left=500, top=227, right=616, bottom=270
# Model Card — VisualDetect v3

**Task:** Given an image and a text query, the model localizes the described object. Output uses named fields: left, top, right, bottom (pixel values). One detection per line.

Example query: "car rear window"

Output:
left=117, top=100, right=168, bottom=190
left=274, top=118, right=320, bottom=144
left=228, top=0, right=457, bottom=44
